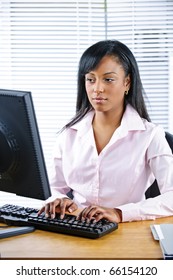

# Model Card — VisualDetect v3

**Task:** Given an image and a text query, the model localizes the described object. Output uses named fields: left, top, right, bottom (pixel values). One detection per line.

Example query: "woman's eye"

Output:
left=86, top=77, right=95, bottom=83
left=104, top=78, right=114, bottom=82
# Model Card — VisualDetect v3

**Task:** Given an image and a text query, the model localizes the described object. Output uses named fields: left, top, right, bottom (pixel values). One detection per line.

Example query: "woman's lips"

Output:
left=92, top=97, right=107, bottom=103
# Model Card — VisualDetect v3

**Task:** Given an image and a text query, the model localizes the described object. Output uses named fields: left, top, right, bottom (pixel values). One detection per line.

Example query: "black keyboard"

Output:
left=0, top=204, right=118, bottom=239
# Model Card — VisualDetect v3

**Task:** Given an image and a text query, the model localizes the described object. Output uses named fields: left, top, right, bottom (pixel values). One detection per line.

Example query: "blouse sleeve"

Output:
left=47, top=130, right=71, bottom=201
left=118, top=126, right=173, bottom=222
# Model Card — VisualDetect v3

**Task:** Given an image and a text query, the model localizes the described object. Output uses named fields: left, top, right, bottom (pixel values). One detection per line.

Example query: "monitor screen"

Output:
left=0, top=89, right=51, bottom=200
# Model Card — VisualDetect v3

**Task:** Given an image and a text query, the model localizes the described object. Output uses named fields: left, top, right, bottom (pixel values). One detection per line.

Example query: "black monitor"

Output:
left=0, top=89, right=51, bottom=200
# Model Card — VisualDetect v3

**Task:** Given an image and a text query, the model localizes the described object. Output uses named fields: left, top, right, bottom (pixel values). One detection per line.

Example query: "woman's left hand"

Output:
left=77, top=205, right=122, bottom=223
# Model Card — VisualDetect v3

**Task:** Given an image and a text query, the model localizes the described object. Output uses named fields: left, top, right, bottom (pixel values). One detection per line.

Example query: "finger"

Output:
left=59, top=199, right=69, bottom=219
left=67, top=202, right=78, bottom=213
left=48, top=202, right=58, bottom=219
left=45, top=199, right=61, bottom=219
left=78, top=206, right=94, bottom=221
left=77, top=208, right=86, bottom=220
left=92, top=212, right=104, bottom=222
left=84, top=207, right=102, bottom=222
left=37, top=205, right=45, bottom=216
left=86, top=207, right=100, bottom=220
left=44, top=203, right=52, bottom=218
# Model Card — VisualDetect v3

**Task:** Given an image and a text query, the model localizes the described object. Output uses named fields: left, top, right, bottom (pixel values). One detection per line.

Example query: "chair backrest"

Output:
left=145, top=131, right=173, bottom=198
left=165, top=131, right=173, bottom=153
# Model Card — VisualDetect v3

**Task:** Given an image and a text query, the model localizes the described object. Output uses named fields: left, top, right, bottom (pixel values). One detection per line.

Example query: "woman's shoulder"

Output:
left=141, top=119, right=172, bottom=155
left=142, top=117, right=165, bottom=136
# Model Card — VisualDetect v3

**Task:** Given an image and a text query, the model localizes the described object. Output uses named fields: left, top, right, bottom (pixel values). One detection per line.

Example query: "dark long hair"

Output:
left=64, top=39, right=150, bottom=129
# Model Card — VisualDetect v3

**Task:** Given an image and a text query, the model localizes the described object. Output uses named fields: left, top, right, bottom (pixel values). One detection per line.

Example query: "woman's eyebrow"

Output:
left=103, top=71, right=117, bottom=75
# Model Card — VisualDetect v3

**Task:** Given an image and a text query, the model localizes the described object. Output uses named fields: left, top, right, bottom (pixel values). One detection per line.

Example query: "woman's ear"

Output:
left=125, top=74, right=131, bottom=90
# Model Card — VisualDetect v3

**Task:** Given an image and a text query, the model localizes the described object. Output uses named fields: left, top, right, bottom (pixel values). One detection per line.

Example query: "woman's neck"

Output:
left=93, top=108, right=124, bottom=129
left=92, top=109, right=124, bottom=154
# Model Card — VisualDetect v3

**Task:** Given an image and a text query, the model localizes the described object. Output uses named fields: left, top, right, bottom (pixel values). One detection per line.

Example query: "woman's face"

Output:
left=85, top=55, right=130, bottom=115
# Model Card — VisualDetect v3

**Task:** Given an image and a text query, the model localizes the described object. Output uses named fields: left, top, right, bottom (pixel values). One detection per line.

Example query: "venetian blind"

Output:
left=106, top=0, right=173, bottom=130
left=0, top=0, right=173, bottom=172
left=0, top=0, right=106, bottom=171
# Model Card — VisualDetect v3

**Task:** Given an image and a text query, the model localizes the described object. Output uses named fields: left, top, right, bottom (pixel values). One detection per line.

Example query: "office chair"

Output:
left=145, top=131, right=173, bottom=198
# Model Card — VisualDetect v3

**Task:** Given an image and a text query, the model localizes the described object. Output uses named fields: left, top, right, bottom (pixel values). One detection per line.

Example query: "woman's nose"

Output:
left=93, top=81, right=104, bottom=93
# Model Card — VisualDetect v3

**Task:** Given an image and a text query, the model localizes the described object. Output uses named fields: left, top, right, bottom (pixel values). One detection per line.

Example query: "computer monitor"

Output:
left=0, top=89, right=51, bottom=200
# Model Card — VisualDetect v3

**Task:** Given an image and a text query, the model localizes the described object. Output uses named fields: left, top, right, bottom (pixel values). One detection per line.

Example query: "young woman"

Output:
left=39, top=40, right=173, bottom=223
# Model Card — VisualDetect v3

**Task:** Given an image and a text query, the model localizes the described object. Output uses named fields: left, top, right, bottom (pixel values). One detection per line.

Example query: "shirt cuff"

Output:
left=118, top=203, right=156, bottom=222
left=117, top=203, right=143, bottom=222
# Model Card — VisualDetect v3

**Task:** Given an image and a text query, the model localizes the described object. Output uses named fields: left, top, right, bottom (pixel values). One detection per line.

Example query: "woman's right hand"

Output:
left=38, top=197, right=78, bottom=219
